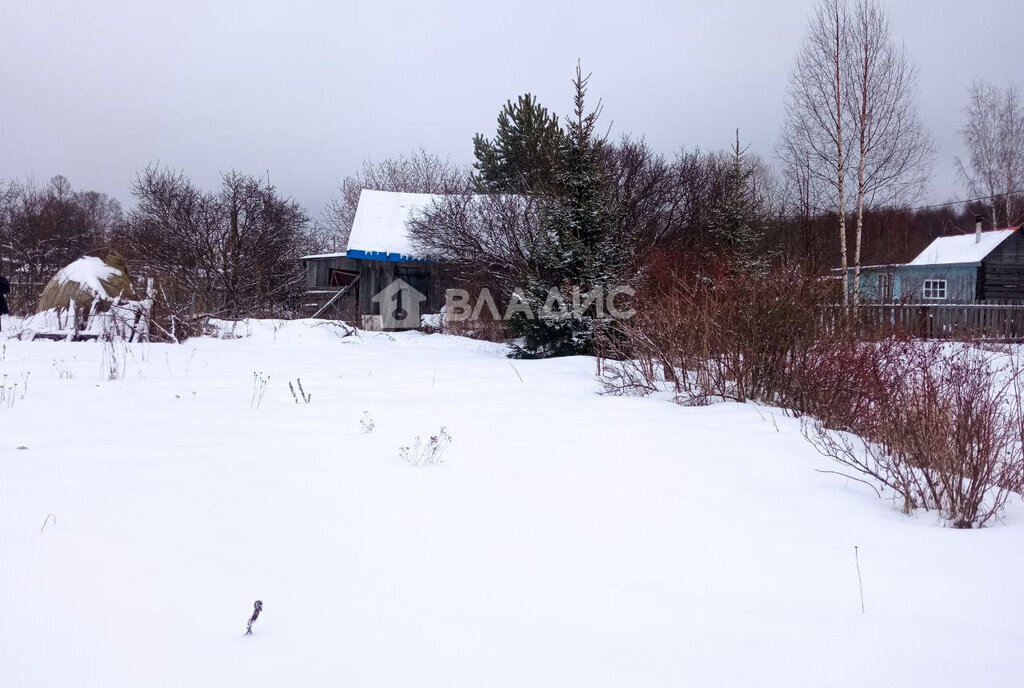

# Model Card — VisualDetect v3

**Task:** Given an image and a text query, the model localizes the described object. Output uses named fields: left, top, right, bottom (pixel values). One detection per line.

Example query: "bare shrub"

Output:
left=121, top=166, right=316, bottom=320
left=400, top=427, right=452, bottom=467
left=52, top=359, right=74, bottom=379
left=141, top=274, right=209, bottom=342
left=600, top=253, right=840, bottom=405
left=601, top=251, right=1024, bottom=527
left=0, top=373, right=28, bottom=408
left=440, top=307, right=511, bottom=343
left=804, top=341, right=1024, bottom=527
left=100, top=336, right=128, bottom=381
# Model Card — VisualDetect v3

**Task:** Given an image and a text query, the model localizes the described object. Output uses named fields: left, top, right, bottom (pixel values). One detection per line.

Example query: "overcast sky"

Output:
left=0, top=0, right=1020, bottom=219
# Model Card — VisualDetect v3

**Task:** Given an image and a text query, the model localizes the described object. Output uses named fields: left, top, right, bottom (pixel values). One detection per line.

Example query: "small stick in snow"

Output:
left=854, top=546, right=865, bottom=614
left=289, top=379, right=311, bottom=404
left=245, top=600, right=263, bottom=635
left=509, top=363, right=524, bottom=383
left=40, top=513, right=56, bottom=533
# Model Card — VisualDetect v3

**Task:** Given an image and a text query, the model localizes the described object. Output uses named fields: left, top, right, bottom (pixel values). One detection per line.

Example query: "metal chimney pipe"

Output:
left=975, top=215, right=984, bottom=243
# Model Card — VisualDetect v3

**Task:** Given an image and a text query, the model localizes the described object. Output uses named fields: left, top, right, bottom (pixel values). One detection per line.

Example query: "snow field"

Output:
left=1, top=319, right=1022, bottom=687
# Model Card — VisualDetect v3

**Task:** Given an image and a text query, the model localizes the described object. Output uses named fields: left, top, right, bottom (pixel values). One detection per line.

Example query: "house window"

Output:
left=877, top=274, right=893, bottom=302
left=923, top=279, right=947, bottom=300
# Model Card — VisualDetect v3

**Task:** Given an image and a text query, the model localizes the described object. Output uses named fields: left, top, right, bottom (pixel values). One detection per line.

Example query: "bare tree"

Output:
left=598, top=137, right=757, bottom=259
left=956, top=80, right=1024, bottom=228
left=410, top=136, right=759, bottom=295
left=601, top=136, right=675, bottom=255
left=780, top=0, right=850, bottom=304
left=123, top=166, right=315, bottom=317
left=622, top=146, right=738, bottom=255
left=845, top=0, right=934, bottom=304
left=326, top=148, right=468, bottom=250
left=775, top=151, right=839, bottom=273
left=0, top=176, right=123, bottom=306
left=408, top=193, right=541, bottom=295
left=1003, top=87, right=1024, bottom=225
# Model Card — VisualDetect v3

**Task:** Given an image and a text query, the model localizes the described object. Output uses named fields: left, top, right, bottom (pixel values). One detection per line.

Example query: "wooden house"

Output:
left=301, top=190, right=446, bottom=330
left=854, top=223, right=1024, bottom=304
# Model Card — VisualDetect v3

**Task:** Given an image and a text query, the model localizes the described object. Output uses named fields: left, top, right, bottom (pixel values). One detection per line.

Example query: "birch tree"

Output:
left=955, top=81, right=1024, bottom=228
left=845, top=0, right=934, bottom=304
left=780, top=0, right=850, bottom=304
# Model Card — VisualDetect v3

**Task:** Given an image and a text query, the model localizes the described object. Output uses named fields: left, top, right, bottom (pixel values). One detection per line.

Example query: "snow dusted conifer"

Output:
left=709, top=129, right=762, bottom=263
left=472, top=94, right=566, bottom=195
left=509, top=65, right=627, bottom=358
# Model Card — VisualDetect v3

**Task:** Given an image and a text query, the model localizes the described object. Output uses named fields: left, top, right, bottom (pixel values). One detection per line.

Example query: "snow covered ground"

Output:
left=1, top=319, right=1023, bottom=687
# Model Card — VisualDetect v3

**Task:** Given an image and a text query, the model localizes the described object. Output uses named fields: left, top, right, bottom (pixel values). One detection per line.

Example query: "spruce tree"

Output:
left=709, top=130, right=763, bottom=265
left=472, top=94, right=566, bottom=194
left=508, top=66, right=626, bottom=358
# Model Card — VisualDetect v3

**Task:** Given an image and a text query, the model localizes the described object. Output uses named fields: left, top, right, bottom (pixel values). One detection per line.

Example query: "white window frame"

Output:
left=922, top=279, right=947, bottom=301
left=877, top=273, right=893, bottom=302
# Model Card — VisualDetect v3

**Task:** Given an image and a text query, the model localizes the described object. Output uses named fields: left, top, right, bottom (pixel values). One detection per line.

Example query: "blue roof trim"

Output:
left=346, top=249, right=418, bottom=262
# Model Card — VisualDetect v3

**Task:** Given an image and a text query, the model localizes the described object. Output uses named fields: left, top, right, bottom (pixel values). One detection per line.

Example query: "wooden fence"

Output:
left=5, top=280, right=45, bottom=316
left=829, top=304, right=1024, bottom=341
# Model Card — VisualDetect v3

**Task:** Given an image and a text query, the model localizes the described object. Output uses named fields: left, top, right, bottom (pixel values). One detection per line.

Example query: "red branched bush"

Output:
left=602, top=250, right=1024, bottom=527
left=802, top=341, right=1024, bottom=527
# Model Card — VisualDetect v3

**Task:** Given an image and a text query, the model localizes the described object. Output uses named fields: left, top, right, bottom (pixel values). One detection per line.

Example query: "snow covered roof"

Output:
left=301, top=189, right=511, bottom=262
left=345, top=189, right=442, bottom=261
left=907, top=228, right=1018, bottom=266
left=301, top=252, right=349, bottom=260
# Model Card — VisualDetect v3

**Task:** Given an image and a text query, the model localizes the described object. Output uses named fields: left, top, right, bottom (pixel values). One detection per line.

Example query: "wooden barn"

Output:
left=300, top=190, right=446, bottom=330
left=854, top=221, right=1024, bottom=304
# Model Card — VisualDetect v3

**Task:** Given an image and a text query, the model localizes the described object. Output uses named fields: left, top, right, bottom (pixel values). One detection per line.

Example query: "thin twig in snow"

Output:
left=854, top=546, right=865, bottom=614
left=40, top=513, right=56, bottom=533
left=815, top=469, right=882, bottom=499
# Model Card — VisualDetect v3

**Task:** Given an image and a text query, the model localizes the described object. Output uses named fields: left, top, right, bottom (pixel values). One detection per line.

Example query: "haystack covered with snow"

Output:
left=37, top=251, right=136, bottom=314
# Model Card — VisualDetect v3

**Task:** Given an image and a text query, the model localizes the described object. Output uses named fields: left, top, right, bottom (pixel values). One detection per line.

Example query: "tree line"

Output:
left=0, top=168, right=321, bottom=317
left=327, top=0, right=1021, bottom=354
left=1, top=0, right=1021, bottom=336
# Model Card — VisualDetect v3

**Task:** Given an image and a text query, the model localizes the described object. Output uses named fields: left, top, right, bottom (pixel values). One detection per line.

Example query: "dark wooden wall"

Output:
left=304, top=256, right=447, bottom=328
left=304, top=256, right=361, bottom=288
left=356, top=260, right=444, bottom=318
left=980, top=231, right=1024, bottom=302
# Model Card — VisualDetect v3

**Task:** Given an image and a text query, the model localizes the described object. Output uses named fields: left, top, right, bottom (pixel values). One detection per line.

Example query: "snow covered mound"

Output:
left=1, top=320, right=1022, bottom=687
